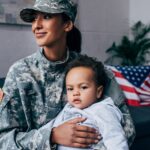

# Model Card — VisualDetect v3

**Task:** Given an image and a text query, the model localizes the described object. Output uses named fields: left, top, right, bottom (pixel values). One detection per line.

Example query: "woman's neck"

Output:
left=43, top=43, right=67, bottom=62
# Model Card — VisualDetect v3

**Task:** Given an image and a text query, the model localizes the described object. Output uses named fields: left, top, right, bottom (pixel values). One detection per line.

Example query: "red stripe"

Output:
left=142, top=81, right=150, bottom=90
left=120, top=85, right=137, bottom=93
left=112, top=70, right=124, bottom=78
left=126, top=99, right=140, bottom=106
left=126, top=99, right=150, bottom=106
left=141, top=75, right=150, bottom=91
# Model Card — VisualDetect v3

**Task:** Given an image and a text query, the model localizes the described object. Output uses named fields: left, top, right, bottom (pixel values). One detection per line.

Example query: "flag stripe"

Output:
left=123, top=91, right=140, bottom=100
left=141, top=74, right=150, bottom=91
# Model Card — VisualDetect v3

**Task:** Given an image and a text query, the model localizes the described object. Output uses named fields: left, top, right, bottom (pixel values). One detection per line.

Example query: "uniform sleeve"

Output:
left=103, top=68, right=136, bottom=146
left=0, top=65, right=54, bottom=150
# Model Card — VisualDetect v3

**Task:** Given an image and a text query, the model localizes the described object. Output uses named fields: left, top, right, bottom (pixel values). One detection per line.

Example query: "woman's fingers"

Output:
left=73, top=129, right=101, bottom=139
left=72, top=136, right=100, bottom=144
left=75, top=124, right=97, bottom=133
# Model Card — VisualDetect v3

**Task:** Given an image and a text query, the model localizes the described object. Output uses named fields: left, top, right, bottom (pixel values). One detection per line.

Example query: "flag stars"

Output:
left=117, top=66, right=150, bottom=87
left=139, top=69, right=142, bottom=72
left=137, top=78, right=141, bottom=81
left=135, top=73, right=139, bottom=76
left=126, top=76, right=130, bottom=79
left=134, top=82, right=138, bottom=86
left=124, top=71, right=128, bottom=74
left=130, top=72, right=133, bottom=75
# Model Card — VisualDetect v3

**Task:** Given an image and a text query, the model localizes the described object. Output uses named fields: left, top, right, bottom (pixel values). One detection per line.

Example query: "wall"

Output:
left=129, top=0, right=150, bottom=26
left=0, top=24, right=38, bottom=77
left=129, top=0, right=150, bottom=65
left=78, top=0, right=129, bottom=62
left=0, top=0, right=129, bottom=77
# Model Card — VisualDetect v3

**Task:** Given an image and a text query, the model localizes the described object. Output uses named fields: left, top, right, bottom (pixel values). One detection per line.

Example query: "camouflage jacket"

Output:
left=0, top=49, right=135, bottom=150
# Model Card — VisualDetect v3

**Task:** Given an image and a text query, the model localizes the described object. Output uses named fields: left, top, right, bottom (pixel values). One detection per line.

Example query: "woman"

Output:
left=0, top=0, right=135, bottom=149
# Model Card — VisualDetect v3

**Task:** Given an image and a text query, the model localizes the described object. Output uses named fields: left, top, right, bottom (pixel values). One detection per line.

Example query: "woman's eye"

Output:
left=44, top=14, right=52, bottom=19
left=32, top=14, right=38, bottom=21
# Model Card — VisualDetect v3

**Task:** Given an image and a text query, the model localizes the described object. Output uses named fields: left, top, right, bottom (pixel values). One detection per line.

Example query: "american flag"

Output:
left=107, top=66, right=150, bottom=106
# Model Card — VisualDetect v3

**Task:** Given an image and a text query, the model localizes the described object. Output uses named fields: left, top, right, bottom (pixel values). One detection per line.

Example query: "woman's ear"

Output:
left=64, top=21, right=73, bottom=32
left=96, top=86, right=103, bottom=99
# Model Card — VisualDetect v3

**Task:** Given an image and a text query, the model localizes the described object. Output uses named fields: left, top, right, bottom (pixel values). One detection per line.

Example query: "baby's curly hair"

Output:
left=65, top=55, right=107, bottom=87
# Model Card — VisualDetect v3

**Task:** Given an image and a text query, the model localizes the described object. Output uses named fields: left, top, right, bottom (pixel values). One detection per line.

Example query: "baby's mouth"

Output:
left=73, top=99, right=81, bottom=104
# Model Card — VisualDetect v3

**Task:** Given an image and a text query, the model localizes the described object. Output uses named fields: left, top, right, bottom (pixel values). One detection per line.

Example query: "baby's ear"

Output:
left=96, top=86, right=103, bottom=99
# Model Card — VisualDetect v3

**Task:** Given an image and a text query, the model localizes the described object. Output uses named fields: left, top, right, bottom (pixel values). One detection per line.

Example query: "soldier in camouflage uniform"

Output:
left=0, top=0, right=135, bottom=150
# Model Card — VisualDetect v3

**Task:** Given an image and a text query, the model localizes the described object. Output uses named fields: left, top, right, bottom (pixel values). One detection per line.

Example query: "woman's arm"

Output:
left=0, top=66, right=56, bottom=150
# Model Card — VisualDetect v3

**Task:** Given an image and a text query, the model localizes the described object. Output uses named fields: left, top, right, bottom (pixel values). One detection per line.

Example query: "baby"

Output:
left=53, top=55, right=129, bottom=150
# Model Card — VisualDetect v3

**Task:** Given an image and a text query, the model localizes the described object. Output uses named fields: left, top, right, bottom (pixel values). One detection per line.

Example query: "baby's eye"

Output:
left=43, top=14, right=53, bottom=19
left=66, top=87, right=73, bottom=91
left=81, top=86, right=88, bottom=90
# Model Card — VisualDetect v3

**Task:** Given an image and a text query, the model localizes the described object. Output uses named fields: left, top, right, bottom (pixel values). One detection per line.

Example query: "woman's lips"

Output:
left=35, top=32, right=47, bottom=38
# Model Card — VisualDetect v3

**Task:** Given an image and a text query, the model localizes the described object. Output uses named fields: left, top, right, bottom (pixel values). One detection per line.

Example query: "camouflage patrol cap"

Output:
left=20, top=0, right=77, bottom=22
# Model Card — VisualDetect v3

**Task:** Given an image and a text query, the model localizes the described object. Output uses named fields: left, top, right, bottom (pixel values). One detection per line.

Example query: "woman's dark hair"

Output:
left=65, top=55, right=107, bottom=87
left=62, top=13, right=82, bottom=53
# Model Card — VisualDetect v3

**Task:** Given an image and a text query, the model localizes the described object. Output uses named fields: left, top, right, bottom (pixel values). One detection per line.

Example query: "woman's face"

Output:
left=32, top=12, right=71, bottom=48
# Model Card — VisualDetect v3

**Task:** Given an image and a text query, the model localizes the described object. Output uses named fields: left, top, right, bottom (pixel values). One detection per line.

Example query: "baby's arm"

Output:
left=94, top=100, right=129, bottom=150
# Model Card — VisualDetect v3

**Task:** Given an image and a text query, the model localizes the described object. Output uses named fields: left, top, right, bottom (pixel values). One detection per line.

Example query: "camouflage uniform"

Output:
left=0, top=49, right=135, bottom=150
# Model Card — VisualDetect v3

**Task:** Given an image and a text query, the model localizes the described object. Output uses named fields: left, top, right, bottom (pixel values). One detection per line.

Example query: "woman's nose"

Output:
left=32, top=15, right=43, bottom=29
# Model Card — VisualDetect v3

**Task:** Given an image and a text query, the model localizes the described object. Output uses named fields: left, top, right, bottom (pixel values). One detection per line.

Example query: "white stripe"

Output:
left=115, top=77, right=134, bottom=87
left=123, top=91, right=140, bottom=101
left=136, top=87, right=150, bottom=95
left=140, top=101, right=150, bottom=105
left=141, top=99, right=150, bottom=103
left=142, top=85, right=150, bottom=91
left=141, top=75, right=150, bottom=91
left=139, top=94, right=150, bottom=100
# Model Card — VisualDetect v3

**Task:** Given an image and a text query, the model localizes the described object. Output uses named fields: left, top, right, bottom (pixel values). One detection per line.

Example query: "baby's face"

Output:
left=66, top=67, right=103, bottom=109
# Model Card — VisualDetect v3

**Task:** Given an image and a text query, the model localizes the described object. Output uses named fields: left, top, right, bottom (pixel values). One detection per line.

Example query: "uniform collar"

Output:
left=37, top=48, right=70, bottom=71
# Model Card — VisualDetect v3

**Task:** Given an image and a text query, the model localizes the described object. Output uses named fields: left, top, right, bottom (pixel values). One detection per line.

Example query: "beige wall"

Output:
left=77, top=0, right=129, bottom=62
left=130, top=0, right=150, bottom=26
left=0, top=24, right=38, bottom=77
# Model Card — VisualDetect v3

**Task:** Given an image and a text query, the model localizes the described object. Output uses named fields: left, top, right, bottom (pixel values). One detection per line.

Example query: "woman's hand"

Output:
left=51, top=117, right=101, bottom=148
